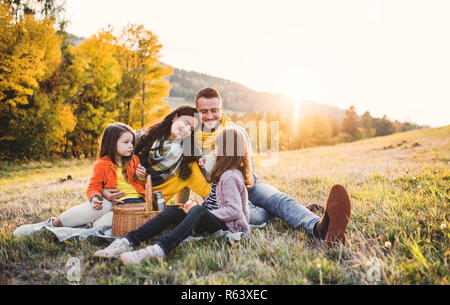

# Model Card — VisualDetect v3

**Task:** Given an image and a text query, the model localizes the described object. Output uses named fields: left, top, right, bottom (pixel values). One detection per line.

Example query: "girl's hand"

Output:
left=183, top=200, right=200, bottom=214
left=136, top=164, right=147, bottom=179
left=91, top=196, right=103, bottom=210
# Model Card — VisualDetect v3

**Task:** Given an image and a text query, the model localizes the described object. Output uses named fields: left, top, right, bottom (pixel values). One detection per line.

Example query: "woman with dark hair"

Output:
left=102, top=106, right=212, bottom=204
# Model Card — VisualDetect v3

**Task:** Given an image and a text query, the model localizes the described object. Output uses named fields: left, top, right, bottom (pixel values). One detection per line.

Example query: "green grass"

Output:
left=0, top=126, right=449, bottom=284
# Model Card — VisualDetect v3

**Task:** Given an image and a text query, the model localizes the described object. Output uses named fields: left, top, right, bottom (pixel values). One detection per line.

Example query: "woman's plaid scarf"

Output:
left=147, top=138, right=184, bottom=186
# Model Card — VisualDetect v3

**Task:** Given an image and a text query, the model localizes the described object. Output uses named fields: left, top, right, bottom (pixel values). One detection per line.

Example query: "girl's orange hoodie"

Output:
left=86, top=155, right=146, bottom=201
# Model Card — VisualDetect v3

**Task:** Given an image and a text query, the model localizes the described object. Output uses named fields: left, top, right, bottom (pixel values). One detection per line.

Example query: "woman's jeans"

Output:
left=126, top=205, right=226, bottom=254
left=247, top=179, right=320, bottom=235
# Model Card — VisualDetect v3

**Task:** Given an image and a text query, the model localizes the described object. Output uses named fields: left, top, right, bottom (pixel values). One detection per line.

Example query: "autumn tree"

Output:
left=0, top=1, right=76, bottom=160
left=116, top=24, right=172, bottom=130
left=64, top=31, right=122, bottom=158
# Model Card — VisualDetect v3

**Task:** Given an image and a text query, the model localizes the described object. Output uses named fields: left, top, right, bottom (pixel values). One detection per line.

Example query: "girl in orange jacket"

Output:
left=14, top=122, right=147, bottom=235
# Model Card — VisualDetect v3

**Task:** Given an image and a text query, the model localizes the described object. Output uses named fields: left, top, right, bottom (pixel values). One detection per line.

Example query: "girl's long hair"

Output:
left=210, top=127, right=254, bottom=187
left=135, top=105, right=201, bottom=180
left=98, top=122, right=136, bottom=182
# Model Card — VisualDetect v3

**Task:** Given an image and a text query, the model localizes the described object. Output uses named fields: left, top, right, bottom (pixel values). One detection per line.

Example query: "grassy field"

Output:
left=0, top=126, right=449, bottom=285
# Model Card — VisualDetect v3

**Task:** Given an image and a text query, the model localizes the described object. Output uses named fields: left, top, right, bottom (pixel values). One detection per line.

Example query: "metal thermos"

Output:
left=152, top=191, right=166, bottom=211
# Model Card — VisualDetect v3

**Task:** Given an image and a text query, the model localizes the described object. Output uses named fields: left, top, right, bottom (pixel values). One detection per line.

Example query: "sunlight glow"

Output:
left=64, top=0, right=450, bottom=127
left=292, top=100, right=301, bottom=133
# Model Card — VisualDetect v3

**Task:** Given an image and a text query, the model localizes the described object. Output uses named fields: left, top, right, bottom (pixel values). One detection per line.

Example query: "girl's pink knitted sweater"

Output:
left=209, top=168, right=250, bottom=236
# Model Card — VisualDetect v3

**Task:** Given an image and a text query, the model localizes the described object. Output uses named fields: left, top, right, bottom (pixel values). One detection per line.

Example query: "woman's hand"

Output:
left=136, top=164, right=147, bottom=179
left=102, top=188, right=125, bottom=202
left=91, top=196, right=103, bottom=210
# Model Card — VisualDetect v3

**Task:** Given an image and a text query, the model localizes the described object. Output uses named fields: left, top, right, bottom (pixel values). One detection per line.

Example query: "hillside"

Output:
left=166, top=66, right=295, bottom=113
left=166, top=66, right=349, bottom=118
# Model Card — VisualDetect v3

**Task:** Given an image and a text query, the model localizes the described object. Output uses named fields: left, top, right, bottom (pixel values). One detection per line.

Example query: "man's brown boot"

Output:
left=313, top=184, right=351, bottom=247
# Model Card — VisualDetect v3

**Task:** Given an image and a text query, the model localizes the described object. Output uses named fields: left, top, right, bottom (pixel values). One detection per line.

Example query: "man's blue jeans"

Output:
left=247, top=179, right=320, bottom=235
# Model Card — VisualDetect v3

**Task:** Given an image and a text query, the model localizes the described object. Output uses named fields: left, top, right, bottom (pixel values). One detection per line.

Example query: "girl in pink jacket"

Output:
left=94, top=127, right=253, bottom=264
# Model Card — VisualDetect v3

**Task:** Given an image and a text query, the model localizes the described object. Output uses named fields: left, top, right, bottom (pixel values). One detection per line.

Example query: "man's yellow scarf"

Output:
left=194, top=114, right=232, bottom=154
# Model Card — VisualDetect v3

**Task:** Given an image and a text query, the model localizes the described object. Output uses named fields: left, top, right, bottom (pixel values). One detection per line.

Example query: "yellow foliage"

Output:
left=55, top=104, right=77, bottom=136
left=73, top=31, right=121, bottom=103
left=116, top=24, right=173, bottom=129
left=0, top=12, right=172, bottom=159
left=0, top=2, right=61, bottom=113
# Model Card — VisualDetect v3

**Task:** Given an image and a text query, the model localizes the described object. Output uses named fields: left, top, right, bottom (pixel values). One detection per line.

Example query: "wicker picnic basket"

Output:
left=111, top=176, right=180, bottom=237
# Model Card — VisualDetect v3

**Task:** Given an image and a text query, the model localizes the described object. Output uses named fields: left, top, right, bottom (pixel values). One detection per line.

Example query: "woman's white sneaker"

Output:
left=13, top=217, right=55, bottom=237
left=93, top=238, right=132, bottom=258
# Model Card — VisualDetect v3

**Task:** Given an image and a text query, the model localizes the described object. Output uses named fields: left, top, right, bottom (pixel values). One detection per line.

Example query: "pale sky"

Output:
left=65, top=0, right=450, bottom=127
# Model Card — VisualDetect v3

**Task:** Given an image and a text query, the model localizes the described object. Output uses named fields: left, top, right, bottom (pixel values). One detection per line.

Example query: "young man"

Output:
left=193, top=87, right=351, bottom=247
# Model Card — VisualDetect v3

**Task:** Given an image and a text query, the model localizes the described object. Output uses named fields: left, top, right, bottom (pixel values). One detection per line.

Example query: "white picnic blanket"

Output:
left=13, top=222, right=268, bottom=244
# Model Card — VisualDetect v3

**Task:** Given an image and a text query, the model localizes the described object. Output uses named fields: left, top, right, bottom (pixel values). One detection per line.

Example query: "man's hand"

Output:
left=136, top=164, right=146, bottom=179
left=91, top=196, right=103, bottom=210
left=102, top=188, right=125, bottom=204
left=176, top=187, right=190, bottom=204
left=198, top=156, right=206, bottom=169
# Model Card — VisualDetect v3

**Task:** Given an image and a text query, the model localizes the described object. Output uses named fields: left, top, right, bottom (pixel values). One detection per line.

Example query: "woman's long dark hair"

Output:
left=135, top=105, right=201, bottom=180
left=98, top=122, right=136, bottom=182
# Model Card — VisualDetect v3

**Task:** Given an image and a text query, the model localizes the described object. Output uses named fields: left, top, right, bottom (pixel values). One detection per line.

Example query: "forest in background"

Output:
left=230, top=105, right=424, bottom=151
left=0, top=0, right=172, bottom=161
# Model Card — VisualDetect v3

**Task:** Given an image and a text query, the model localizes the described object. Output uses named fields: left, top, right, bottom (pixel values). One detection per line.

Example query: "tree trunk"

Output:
left=125, top=100, right=131, bottom=125
left=141, top=74, right=145, bottom=128
left=64, top=134, right=68, bottom=159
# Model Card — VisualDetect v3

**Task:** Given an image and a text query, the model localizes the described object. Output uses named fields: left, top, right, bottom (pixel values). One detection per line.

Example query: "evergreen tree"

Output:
left=373, top=115, right=395, bottom=137
left=342, top=105, right=360, bottom=139
left=360, top=111, right=373, bottom=129
left=358, top=111, right=376, bottom=138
